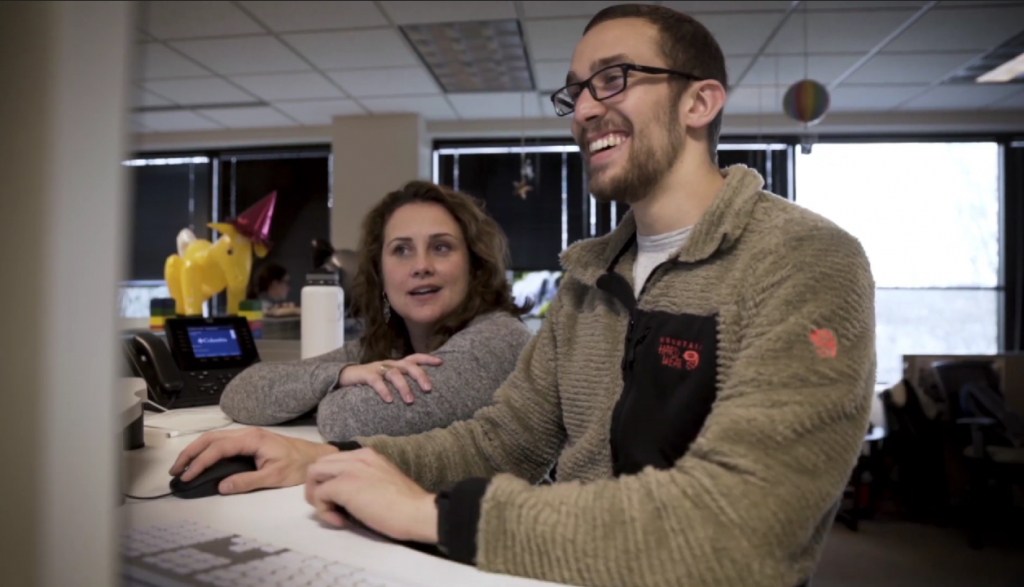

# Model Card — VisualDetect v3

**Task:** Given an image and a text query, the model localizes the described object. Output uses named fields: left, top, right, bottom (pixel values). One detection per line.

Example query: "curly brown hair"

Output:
left=352, top=181, right=529, bottom=363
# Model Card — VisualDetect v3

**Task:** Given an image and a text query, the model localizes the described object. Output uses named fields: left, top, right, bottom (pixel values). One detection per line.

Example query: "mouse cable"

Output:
left=123, top=491, right=174, bottom=500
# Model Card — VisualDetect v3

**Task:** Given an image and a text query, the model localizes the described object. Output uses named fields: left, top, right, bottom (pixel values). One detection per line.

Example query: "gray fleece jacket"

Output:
left=219, top=311, right=532, bottom=443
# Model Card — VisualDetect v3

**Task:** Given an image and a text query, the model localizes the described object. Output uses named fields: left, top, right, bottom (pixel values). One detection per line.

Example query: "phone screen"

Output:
left=186, top=325, right=242, bottom=358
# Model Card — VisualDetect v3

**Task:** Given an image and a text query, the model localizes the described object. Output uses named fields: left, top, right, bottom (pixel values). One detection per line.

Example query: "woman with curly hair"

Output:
left=219, top=181, right=533, bottom=443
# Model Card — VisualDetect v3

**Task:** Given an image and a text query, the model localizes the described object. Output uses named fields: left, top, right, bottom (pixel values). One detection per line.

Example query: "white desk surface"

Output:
left=121, top=407, right=564, bottom=587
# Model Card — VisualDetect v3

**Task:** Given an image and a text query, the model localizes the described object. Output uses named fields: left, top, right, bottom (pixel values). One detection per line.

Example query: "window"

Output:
left=795, top=142, right=1001, bottom=385
left=125, top=156, right=211, bottom=281
left=120, top=149, right=331, bottom=317
left=435, top=145, right=586, bottom=271
left=218, top=150, right=331, bottom=308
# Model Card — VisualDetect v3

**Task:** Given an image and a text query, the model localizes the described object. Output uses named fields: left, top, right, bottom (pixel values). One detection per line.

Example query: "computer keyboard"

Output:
left=120, top=520, right=417, bottom=587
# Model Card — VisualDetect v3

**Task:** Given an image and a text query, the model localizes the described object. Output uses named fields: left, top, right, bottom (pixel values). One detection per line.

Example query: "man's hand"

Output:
left=169, top=428, right=339, bottom=494
left=305, top=448, right=438, bottom=544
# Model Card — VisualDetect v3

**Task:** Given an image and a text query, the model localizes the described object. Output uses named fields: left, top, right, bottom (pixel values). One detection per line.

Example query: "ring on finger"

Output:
left=378, top=363, right=392, bottom=375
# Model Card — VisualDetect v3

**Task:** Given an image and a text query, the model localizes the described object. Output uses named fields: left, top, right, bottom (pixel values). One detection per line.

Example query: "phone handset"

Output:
left=125, top=331, right=184, bottom=406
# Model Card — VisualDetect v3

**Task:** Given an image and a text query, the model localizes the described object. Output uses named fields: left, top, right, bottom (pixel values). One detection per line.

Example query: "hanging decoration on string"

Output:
left=513, top=93, right=534, bottom=200
left=782, top=4, right=830, bottom=127
left=783, top=79, right=830, bottom=125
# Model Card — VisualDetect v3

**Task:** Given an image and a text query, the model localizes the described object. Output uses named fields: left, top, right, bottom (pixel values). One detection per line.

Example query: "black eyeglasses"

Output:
left=550, top=63, right=705, bottom=117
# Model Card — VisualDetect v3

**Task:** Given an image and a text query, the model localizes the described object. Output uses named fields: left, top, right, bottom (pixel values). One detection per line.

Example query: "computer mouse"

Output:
left=169, top=456, right=258, bottom=499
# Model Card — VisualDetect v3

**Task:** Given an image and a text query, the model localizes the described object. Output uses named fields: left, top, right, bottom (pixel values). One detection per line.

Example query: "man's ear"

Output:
left=682, top=80, right=727, bottom=131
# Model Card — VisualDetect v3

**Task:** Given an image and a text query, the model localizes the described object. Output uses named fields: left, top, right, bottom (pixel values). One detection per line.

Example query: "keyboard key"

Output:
left=122, top=564, right=194, bottom=587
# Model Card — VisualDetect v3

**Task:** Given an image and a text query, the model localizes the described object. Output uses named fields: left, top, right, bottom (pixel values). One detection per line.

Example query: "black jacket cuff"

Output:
left=328, top=440, right=362, bottom=452
left=437, top=477, right=489, bottom=565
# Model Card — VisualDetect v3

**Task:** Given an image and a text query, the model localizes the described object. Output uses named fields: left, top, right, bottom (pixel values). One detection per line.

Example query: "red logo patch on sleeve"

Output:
left=809, top=328, right=837, bottom=358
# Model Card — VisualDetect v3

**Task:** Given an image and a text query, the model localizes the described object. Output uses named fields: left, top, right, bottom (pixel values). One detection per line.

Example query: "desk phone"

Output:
left=124, top=316, right=260, bottom=409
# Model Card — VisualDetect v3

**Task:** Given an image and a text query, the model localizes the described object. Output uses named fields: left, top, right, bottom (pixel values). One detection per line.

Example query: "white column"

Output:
left=330, top=114, right=430, bottom=250
left=0, top=1, right=134, bottom=585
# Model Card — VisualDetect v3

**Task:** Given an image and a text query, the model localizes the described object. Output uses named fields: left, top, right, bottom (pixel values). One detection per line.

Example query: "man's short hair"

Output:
left=584, top=4, right=728, bottom=163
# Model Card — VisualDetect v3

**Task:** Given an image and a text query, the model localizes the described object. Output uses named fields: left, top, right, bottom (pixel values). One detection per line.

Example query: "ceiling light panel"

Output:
left=401, top=19, right=535, bottom=93
left=946, top=30, right=1024, bottom=84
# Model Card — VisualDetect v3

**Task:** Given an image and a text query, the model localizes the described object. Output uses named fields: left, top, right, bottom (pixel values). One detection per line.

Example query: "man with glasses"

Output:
left=173, top=5, right=875, bottom=586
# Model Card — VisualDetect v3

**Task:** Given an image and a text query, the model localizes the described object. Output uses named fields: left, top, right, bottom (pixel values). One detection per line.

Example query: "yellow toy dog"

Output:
left=165, top=192, right=276, bottom=316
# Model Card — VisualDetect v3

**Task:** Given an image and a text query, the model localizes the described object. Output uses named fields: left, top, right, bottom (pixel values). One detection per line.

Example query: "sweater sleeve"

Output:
left=355, top=300, right=567, bottom=493
left=218, top=342, right=362, bottom=426
left=316, top=312, right=536, bottom=444
left=467, top=226, right=876, bottom=587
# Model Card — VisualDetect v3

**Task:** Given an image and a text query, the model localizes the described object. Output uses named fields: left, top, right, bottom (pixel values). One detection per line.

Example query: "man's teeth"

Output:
left=588, top=134, right=626, bottom=154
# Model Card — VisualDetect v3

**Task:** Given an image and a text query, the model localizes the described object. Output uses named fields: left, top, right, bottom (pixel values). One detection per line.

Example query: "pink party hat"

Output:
left=229, top=191, right=276, bottom=245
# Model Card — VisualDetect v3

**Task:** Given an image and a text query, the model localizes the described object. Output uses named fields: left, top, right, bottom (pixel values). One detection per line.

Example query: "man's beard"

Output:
left=586, top=106, right=683, bottom=205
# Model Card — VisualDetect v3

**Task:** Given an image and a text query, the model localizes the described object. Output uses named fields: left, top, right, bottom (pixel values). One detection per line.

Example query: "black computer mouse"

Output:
left=169, top=456, right=258, bottom=499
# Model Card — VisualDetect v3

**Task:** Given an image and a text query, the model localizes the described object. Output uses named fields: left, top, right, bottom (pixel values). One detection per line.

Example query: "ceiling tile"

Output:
left=845, top=52, right=982, bottom=84
left=827, top=84, right=930, bottom=111
left=534, top=61, right=570, bottom=91
left=725, top=56, right=754, bottom=85
left=230, top=72, right=344, bottom=101
left=131, top=119, right=151, bottom=133
left=142, top=1, right=262, bottom=40
left=724, top=85, right=786, bottom=115
left=284, top=29, right=419, bottom=69
left=171, top=37, right=310, bottom=75
left=134, top=110, right=222, bottom=132
left=133, top=89, right=173, bottom=108
left=805, top=0, right=927, bottom=8
left=379, top=1, right=516, bottom=24
left=539, top=93, right=563, bottom=118
left=664, top=1, right=792, bottom=12
left=273, top=99, right=366, bottom=125
left=900, top=84, right=1024, bottom=110
left=237, top=1, right=387, bottom=32
left=742, top=54, right=860, bottom=86
left=694, top=12, right=791, bottom=55
left=195, top=106, right=295, bottom=128
left=942, top=0, right=1024, bottom=5
left=986, top=88, right=1024, bottom=110
left=327, top=67, right=439, bottom=97
left=521, top=1, right=634, bottom=18
left=447, top=92, right=544, bottom=119
left=359, top=96, right=458, bottom=120
left=137, top=43, right=208, bottom=79
left=523, top=19, right=590, bottom=61
left=884, top=6, right=1024, bottom=52
left=141, top=78, right=256, bottom=105
left=767, top=10, right=917, bottom=54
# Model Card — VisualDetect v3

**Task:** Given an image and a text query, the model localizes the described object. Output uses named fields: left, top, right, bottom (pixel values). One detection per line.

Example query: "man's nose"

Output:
left=573, top=87, right=605, bottom=125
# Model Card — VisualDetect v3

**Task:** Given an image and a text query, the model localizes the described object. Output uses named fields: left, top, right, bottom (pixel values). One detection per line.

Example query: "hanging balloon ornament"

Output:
left=513, top=93, right=534, bottom=200
left=782, top=3, right=831, bottom=127
left=782, top=79, right=831, bottom=126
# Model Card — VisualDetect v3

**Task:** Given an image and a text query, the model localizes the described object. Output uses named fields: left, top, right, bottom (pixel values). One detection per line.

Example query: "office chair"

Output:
left=931, top=360, right=1024, bottom=549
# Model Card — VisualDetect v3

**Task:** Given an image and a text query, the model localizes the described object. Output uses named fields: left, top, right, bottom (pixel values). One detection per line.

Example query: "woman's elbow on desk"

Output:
left=218, top=366, right=300, bottom=426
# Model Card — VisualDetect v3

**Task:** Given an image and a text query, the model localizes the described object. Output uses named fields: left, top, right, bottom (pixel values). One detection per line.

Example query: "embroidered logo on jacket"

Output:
left=809, top=328, right=838, bottom=358
left=659, top=336, right=702, bottom=370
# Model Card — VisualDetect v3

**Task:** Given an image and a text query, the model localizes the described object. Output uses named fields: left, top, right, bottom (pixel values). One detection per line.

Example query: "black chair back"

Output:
left=931, top=360, right=1000, bottom=420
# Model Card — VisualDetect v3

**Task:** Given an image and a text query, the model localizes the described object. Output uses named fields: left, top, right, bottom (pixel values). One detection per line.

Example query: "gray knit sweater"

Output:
left=219, top=311, right=532, bottom=443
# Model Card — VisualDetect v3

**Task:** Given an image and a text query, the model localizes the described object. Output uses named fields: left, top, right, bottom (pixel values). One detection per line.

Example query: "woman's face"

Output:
left=381, top=202, right=471, bottom=332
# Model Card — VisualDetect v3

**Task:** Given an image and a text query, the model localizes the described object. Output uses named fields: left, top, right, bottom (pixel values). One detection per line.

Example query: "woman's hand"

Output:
left=338, top=354, right=443, bottom=404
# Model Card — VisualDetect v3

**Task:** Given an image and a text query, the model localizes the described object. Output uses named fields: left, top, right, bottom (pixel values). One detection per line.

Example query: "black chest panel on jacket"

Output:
left=597, top=265, right=720, bottom=477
